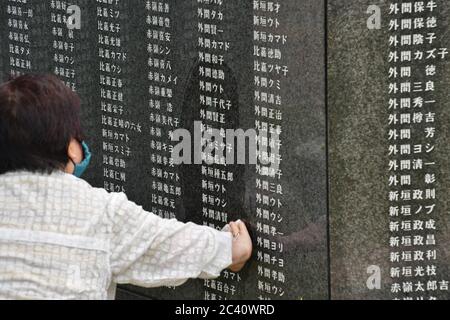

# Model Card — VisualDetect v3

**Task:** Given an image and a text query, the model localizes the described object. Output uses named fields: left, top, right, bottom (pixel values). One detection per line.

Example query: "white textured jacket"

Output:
left=0, top=171, right=232, bottom=300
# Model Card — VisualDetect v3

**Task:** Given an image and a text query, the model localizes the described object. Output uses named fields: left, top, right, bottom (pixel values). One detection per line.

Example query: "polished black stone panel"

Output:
left=112, top=0, right=328, bottom=300
left=1, top=0, right=327, bottom=300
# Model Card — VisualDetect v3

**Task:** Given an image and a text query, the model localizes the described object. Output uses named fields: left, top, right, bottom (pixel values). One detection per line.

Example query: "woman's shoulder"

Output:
left=0, top=169, right=133, bottom=212
left=1, top=169, right=111, bottom=200
left=59, top=172, right=133, bottom=210
left=58, top=171, right=112, bottom=199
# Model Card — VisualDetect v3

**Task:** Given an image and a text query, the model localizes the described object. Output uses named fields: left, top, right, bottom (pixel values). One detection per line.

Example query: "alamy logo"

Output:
left=66, top=265, right=83, bottom=292
left=367, top=5, right=381, bottom=30
left=171, top=121, right=280, bottom=171
left=366, top=265, right=382, bottom=290
left=67, top=5, right=81, bottom=30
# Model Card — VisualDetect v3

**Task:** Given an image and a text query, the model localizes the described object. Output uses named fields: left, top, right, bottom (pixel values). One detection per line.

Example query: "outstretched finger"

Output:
left=229, top=221, right=240, bottom=238
left=236, top=220, right=249, bottom=235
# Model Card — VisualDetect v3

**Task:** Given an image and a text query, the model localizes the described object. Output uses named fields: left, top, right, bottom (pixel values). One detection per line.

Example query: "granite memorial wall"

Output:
left=329, top=0, right=450, bottom=300
left=0, top=0, right=448, bottom=300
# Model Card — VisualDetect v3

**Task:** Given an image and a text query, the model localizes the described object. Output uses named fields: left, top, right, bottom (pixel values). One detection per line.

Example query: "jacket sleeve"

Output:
left=106, top=192, right=233, bottom=288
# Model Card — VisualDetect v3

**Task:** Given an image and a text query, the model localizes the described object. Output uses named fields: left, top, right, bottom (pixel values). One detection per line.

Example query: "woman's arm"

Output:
left=106, top=192, right=252, bottom=288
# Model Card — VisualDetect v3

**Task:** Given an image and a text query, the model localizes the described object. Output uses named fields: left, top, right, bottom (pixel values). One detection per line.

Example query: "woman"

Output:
left=0, top=74, right=252, bottom=300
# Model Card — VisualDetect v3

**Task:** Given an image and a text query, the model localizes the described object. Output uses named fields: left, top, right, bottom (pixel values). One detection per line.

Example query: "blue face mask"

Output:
left=71, top=141, right=92, bottom=178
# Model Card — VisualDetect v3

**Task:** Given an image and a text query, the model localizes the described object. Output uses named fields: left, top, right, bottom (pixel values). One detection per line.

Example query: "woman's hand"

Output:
left=227, top=220, right=253, bottom=273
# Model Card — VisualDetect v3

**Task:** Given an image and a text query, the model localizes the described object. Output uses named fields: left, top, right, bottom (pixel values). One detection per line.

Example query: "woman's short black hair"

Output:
left=0, top=73, right=84, bottom=174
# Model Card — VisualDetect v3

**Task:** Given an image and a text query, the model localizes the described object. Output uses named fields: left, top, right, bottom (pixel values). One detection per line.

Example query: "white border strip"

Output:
left=0, top=228, right=110, bottom=253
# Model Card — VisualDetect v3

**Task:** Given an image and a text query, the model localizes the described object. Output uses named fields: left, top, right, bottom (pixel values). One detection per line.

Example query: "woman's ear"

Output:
left=67, top=138, right=83, bottom=165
